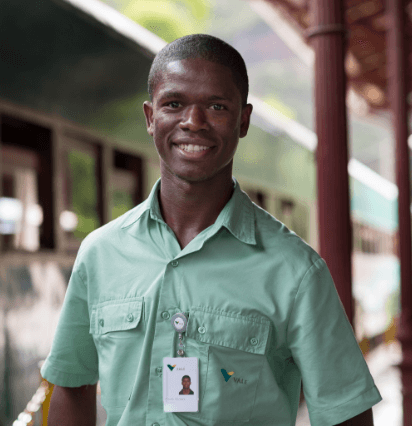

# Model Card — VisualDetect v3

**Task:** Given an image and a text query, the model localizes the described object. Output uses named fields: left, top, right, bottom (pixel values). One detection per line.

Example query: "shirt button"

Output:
left=99, top=319, right=104, bottom=327
left=155, top=367, right=163, bottom=375
left=127, top=314, right=134, bottom=322
left=198, top=326, right=206, bottom=334
left=161, top=311, right=170, bottom=320
left=250, top=337, right=258, bottom=346
left=152, top=423, right=160, bottom=426
left=171, top=260, right=179, bottom=267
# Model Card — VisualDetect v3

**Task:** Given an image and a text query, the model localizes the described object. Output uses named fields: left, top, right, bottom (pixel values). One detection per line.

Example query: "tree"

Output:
left=102, top=0, right=211, bottom=42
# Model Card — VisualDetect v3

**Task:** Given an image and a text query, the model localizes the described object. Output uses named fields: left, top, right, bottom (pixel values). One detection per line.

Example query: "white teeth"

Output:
left=178, top=144, right=211, bottom=153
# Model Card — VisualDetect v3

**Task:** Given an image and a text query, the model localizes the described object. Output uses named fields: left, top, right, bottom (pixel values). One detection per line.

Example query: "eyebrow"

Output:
left=158, top=91, right=231, bottom=102
left=207, top=95, right=229, bottom=102
left=160, top=91, right=183, bottom=100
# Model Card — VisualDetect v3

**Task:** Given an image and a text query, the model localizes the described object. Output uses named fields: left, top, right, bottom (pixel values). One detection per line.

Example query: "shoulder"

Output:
left=251, top=202, right=322, bottom=281
left=75, top=200, right=148, bottom=264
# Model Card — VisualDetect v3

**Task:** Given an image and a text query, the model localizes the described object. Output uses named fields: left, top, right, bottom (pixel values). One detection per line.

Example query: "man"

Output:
left=179, top=376, right=194, bottom=395
left=42, top=34, right=382, bottom=426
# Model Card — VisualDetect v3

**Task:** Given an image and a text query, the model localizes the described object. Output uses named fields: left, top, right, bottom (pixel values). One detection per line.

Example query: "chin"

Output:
left=172, top=171, right=215, bottom=183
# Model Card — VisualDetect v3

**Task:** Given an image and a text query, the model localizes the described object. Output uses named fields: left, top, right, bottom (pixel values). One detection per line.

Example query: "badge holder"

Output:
left=163, top=313, right=199, bottom=412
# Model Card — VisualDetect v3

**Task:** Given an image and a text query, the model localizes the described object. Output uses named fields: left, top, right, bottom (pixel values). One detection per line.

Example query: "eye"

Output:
left=211, top=104, right=225, bottom=111
left=166, top=101, right=181, bottom=108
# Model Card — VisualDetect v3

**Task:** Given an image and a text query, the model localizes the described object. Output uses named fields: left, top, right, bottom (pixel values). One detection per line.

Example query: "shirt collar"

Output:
left=121, top=176, right=256, bottom=246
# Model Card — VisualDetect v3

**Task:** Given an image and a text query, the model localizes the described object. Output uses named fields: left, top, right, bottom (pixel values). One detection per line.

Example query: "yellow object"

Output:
left=384, top=317, right=397, bottom=344
left=358, top=337, right=370, bottom=355
left=41, top=381, right=54, bottom=426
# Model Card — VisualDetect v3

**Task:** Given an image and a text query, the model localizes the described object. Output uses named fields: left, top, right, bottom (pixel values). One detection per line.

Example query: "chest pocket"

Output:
left=90, top=297, right=144, bottom=408
left=90, top=298, right=143, bottom=335
left=184, top=307, right=271, bottom=423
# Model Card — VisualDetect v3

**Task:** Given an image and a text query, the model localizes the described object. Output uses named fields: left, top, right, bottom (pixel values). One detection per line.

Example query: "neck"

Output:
left=158, top=166, right=234, bottom=249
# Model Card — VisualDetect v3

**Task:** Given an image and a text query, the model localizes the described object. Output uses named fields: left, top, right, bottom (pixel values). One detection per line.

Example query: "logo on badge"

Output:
left=167, top=364, right=177, bottom=371
left=221, top=369, right=234, bottom=382
left=174, top=318, right=185, bottom=330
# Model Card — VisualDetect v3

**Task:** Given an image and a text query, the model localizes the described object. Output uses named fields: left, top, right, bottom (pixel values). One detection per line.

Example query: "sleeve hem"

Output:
left=308, top=385, right=382, bottom=426
left=40, top=359, right=98, bottom=388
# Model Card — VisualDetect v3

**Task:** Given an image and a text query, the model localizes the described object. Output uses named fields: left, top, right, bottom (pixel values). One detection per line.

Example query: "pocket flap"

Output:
left=90, top=297, right=143, bottom=335
left=186, top=307, right=271, bottom=355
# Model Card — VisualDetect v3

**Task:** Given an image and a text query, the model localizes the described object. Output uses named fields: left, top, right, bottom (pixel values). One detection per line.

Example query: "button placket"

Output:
left=155, top=366, right=163, bottom=376
left=147, top=252, right=181, bottom=423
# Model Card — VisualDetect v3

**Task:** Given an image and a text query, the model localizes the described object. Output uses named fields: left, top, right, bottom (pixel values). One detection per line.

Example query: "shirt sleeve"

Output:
left=40, top=250, right=98, bottom=387
left=287, top=258, right=382, bottom=426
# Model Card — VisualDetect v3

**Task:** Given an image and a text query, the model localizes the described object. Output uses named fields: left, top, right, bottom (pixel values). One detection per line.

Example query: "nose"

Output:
left=179, top=105, right=208, bottom=132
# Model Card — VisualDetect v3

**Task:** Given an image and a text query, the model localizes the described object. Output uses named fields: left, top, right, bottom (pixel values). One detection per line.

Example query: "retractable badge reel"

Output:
left=163, top=312, right=199, bottom=412
left=171, top=313, right=188, bottom=356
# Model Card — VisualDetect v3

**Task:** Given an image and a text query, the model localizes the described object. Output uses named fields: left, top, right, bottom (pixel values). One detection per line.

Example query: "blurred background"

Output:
left=0, top=0, right=406, bottom=425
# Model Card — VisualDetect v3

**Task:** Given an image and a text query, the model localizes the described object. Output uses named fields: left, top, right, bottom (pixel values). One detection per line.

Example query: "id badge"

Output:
left=163, top=357, right=199, bottom=412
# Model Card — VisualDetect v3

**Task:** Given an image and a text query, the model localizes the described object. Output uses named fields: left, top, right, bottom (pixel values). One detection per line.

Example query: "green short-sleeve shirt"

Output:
left=41, top=176, right=382, bottom=426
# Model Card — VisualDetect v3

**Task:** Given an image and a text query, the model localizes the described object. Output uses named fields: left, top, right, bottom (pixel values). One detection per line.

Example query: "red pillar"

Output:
left=386, top=0, right=412, bottom=424
left=308, top=0, right=354, bottom=324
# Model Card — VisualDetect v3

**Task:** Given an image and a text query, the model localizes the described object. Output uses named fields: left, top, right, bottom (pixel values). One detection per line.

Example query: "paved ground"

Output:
left=296, top=341, right=403, bottom=426
left=96, top=341, right=403, bottom=426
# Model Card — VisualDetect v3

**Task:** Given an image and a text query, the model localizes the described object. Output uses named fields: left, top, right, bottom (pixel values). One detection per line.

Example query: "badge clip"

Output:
left=171, top=313, right=188, bottom=357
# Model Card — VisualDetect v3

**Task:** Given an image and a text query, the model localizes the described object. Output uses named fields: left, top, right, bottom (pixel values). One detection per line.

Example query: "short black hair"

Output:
left=182, top=375, right=191, bottom=381
left=148, top=34, right=249, bottom=106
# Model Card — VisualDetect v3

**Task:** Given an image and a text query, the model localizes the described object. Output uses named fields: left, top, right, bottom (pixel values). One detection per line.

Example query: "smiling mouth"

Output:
left=173, top=143, right=216, bottom=159
left=175, top=143, right=213, bottom=153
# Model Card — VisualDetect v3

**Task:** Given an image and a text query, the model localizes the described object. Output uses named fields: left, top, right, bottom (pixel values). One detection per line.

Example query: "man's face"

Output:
left=182, top=377, right=191, bottom=389
left=143, top=58, right=253, bottom=183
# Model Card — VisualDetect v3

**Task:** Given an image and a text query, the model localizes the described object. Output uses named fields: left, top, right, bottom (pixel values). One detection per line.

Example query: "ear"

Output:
left=239, top=103, right=253, bottom=138
left=143, top=101, right=154, bottom=136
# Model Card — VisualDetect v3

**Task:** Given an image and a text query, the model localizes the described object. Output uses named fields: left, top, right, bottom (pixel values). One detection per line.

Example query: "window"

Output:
left=0, top=115, right=53, bottom=251
left=111, top=150, right=143, bottom=221
left=352, top=220, right=397, bottom=255
left=60, top=133, right=101, bottom=251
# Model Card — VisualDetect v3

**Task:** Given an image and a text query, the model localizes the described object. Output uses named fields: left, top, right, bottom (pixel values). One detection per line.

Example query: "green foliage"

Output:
left=111, top=190, right=134, bottom=220
left=73, top=215, right=100, bottom=240
left=68, top=150, right=100, bottom=239
left=121, top=0, right=211, bottom=42
left=86, top=93, right=150, bottom=142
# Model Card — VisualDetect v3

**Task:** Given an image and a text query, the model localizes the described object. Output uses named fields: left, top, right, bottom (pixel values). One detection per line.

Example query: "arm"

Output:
left=333, top=408, right=374, bottom=426
left=48, top=383, right=97, bottom=426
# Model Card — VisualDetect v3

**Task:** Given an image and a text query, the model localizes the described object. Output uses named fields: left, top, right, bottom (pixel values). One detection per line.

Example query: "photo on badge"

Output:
left=163, top=357, right=199, bottom=412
